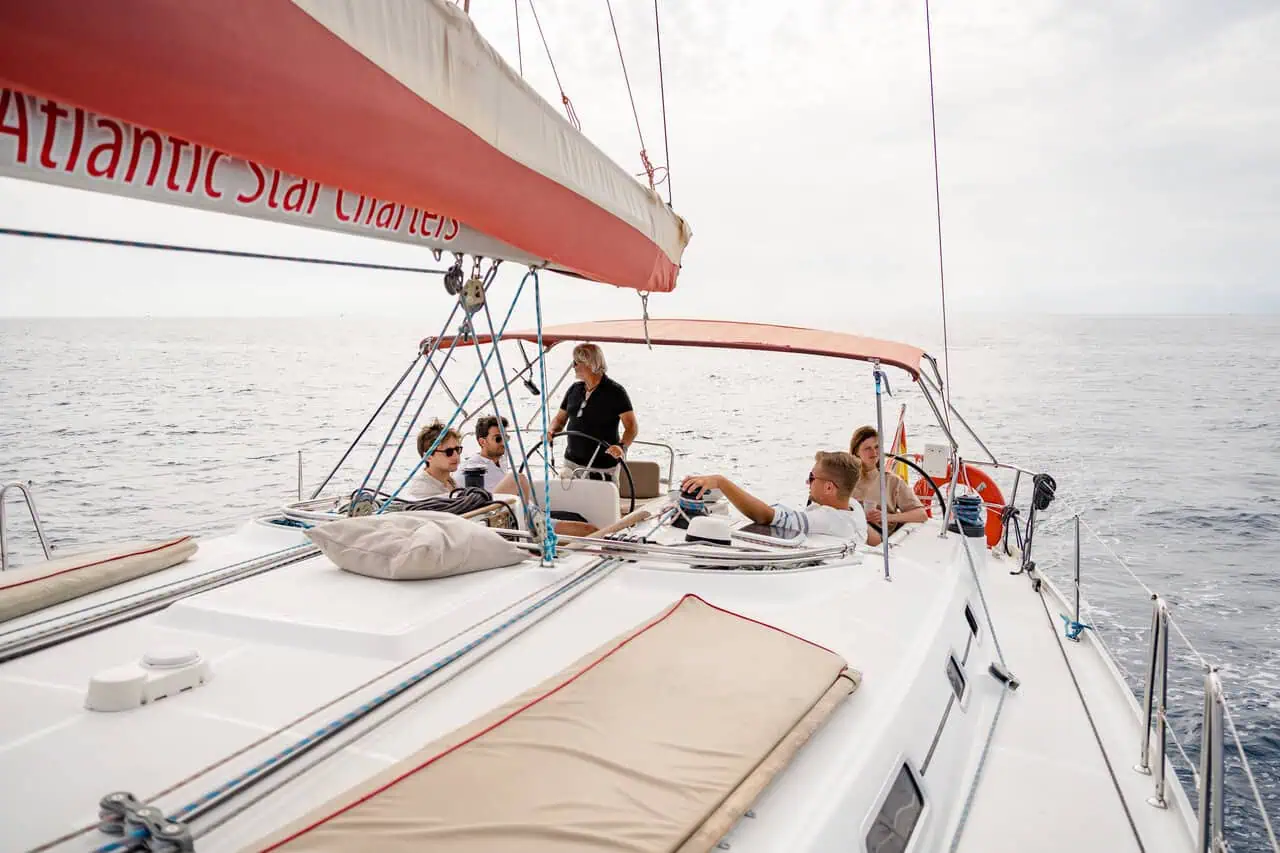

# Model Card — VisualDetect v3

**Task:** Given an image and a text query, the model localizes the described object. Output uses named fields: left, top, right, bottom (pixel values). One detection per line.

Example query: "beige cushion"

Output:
left=0, top=536, right=197, bottom=623
left=306, top=511, right=527, bottom=580
left=248, top=594, right=859, bottom=853
left=618, top=459, right=663, bottom=499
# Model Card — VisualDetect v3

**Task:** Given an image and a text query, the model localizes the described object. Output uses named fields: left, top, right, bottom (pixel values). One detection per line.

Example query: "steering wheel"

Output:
left=890, top=454, right=946, bottom=517
left=520, top=430, right=636, bottom=515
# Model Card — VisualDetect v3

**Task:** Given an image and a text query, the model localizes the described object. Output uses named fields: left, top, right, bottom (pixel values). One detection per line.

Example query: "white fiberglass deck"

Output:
left=0, top=517, right=1198, bottom=852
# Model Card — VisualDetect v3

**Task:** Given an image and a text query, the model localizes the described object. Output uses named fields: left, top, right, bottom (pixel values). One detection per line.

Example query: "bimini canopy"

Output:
left=435, top=318, right=927, bottom=378
left=0, top=0, right=689, bottom=292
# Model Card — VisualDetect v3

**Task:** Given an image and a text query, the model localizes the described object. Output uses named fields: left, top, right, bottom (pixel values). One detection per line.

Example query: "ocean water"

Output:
left=2, top=313, right=1278, bottom=849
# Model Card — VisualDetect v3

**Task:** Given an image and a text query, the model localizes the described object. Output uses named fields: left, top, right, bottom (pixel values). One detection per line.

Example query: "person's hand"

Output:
left=606, top=444, right=625, bottom=459
left=681, top=474, right=721, bottom=498
left=865, top=507, right=884, bottom=526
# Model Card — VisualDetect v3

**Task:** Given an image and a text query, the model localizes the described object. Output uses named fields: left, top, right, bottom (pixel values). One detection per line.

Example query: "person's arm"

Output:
left=890, top=506, right=929, bottom=524
left=681, top=474, right=775, bottom=525
left=889, top=476, right=928, bottom=524
left=609, top=411, right=639, bottom=459
left=548, top=408, right=568, bottom=441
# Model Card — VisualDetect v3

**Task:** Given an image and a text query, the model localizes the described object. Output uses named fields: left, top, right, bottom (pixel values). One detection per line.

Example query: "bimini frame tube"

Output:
left=914, top=376, right=959, bottom=454
left=872, top=361, right=891, bottom=581
left=920, top=369, right=998, bottom=465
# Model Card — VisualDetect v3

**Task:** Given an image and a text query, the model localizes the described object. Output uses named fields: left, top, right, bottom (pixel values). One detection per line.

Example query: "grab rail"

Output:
left=1041, top=498, right=1277, bottom=852
left=0, top=480, right=53, bottom=571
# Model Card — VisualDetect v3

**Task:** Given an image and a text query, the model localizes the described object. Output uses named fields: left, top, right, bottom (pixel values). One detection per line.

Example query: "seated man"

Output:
left=681, top=451, right=869, bottom=545
left=463, top=415, right=512, bottom=493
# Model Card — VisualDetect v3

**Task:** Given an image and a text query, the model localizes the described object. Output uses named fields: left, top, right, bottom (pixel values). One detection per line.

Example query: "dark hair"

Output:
left=417, top=419, right=461, bottom=457
left=475, top=415, right=509, bottom=441
left=850, top=425, right=879, bottom=457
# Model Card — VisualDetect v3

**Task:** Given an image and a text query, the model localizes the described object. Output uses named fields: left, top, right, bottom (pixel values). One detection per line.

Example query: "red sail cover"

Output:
left=0, top=0, right=690, bottom=292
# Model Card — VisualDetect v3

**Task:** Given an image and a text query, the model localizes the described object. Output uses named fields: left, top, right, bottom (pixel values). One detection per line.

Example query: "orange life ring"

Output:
left=912, top=464, right=1006, bottom=547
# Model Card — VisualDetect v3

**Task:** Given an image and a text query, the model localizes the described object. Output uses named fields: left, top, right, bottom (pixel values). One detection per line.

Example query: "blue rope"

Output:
left=377, top=272, right=532, bottom=512
left=93, top=558, right=613, bottom=853
left=474, top=297, right=540, bottom=531
left=532, top=270, right=557, bottom=563
left=1060, top=614, right=1093, bottom=641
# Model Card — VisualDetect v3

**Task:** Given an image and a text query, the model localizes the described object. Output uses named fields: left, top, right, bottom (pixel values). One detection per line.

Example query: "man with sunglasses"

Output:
left=548, top=343, right=638, bottom=481
left=405, top=420, right=466, bottom=499
left=464, top=415, right=511, bottom=492
left=681, top=451, right=869, bottom=544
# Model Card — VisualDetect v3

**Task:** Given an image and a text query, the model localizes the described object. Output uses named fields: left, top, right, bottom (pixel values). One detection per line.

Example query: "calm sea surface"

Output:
left=2, top=313, right=1278, bottom=848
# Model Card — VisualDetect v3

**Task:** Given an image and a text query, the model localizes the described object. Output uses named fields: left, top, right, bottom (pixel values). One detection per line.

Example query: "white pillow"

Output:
left=306, top=511, right=528, bottom=580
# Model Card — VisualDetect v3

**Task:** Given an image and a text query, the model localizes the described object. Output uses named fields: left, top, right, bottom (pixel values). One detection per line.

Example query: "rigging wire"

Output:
left=514, top=0, right=523, bottom=76
left=604, top=0, right=660, bottom=190
left=654, top=0, right=673, bottom=205
left=526, top=0, right=580, bottom=129
left=0, top=228, right=446, bottom=276
left=923, top=0, right=954, bottom=436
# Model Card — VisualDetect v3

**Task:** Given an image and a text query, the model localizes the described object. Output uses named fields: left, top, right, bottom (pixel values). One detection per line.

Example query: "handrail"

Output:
left=0, top=480, right=53, bottom=571
left=509, top=428, right=677, bottom=487
left=1034, top=495, right=1279, bottom=852
left=1198, top=668, right=1227, bottom=852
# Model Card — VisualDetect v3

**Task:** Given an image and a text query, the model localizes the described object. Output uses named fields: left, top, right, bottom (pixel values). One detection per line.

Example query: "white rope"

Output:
left=1222, top=696, right=1280, bottom=853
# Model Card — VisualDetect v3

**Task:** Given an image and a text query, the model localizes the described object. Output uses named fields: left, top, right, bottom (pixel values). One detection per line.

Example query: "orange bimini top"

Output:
left=433, top=318, right=928, bottom=379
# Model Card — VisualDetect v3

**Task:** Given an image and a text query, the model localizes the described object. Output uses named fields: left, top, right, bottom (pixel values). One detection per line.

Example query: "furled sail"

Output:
left=0, top=0, right=690, bottom=292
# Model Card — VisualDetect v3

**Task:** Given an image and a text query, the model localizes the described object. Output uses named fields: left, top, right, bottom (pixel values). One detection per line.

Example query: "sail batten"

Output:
left=0, top=0, right=689, bottom=292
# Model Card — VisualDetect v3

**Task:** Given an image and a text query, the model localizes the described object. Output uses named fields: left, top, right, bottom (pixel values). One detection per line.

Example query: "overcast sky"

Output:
left=1, top=0, right=1276, bottom=320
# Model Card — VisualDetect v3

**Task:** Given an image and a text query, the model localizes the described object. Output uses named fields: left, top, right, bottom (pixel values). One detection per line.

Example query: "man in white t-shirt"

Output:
left=681, top=451, right=868, bottom=544
left=462, top=415, right=510, bottom=492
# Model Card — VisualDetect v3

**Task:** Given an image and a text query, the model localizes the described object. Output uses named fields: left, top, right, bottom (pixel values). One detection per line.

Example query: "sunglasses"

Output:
left=807, top=472, right=833, bottom=485
left=434, top=446, right=463, bottom=457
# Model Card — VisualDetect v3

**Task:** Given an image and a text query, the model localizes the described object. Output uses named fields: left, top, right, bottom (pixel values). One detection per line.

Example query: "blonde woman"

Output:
left=547, top=343, right=638, bottom=481
left=849, top=425, right=928, bottom=533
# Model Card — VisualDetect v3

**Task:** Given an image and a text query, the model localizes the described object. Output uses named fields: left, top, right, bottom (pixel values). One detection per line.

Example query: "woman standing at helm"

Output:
left=547, top=343, right=638, bottom=481
left=849, top=425, right=928, bottom=534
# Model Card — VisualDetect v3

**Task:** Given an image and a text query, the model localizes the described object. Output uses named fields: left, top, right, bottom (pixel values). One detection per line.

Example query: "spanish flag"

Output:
left=892, top=413, right=909, bottom=481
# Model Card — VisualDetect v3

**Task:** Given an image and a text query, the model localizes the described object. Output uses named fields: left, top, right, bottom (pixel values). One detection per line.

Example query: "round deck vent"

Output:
left=87, top=648, right=212, bottom=712
left=142, top=647, right=201, bottom=669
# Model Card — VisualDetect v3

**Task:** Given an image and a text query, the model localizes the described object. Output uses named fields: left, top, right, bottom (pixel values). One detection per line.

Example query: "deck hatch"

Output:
left=866, top=763, right=924, bottom=853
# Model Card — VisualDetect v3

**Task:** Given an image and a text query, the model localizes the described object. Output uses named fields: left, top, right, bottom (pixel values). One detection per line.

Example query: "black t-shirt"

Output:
left=559, top=375, right=633, bottom=468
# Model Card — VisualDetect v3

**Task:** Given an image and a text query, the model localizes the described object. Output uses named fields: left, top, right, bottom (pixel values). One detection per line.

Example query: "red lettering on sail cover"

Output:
left=1, top=88, right=467, bottom=251
left=0, top=89, right=29, bottom=163
left=282, top=177, right=308, bottom=212
left=204, top=150, right=225, bottom=198
left=237, top=161, right=266, bottom=204
left=335, top=189, right=354, bottom=222
left=164, top=137, right=189, bottom=192
left=38, top=99, right=68, bottom=169
left=125, top=127, right=163, bottom=186
left=87, top=118, right=124, bottom=178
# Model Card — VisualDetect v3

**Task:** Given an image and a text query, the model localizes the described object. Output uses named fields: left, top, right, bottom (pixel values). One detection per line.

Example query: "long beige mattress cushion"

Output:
left=249, top=593, right=860, bottom=853
left=0, top=536, right=197, bottom=622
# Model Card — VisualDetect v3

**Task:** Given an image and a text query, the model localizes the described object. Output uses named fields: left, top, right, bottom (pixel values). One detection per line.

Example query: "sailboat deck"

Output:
left=907, top=532, right=1200, bottom=853
left=0, top=516, right=1203, bottom=851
